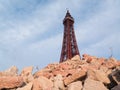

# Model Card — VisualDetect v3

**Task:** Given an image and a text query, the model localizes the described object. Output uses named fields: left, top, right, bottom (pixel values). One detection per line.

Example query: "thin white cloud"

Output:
left=75, top=0, right=120, bottom=58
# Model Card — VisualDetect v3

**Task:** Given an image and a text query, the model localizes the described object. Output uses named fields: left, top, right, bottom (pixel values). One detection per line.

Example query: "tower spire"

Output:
left=60, top=11, right=80, bottom=63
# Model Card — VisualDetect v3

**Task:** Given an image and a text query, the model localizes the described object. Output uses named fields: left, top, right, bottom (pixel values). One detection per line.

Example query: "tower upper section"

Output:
left=63, top=10, right=74, bottom=24
left=60, top=10, right=80, bottom=62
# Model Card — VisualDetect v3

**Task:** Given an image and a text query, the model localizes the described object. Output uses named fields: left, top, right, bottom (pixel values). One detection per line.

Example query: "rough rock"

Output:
left=64, top=70, right=86, bottom=85
left=99, top=66, right=109, bottom=73
left=34, top=69, right=53, bottom=79
left=111, top=84, right=120, bottom=90
left=71, top=55, right=81, bottom=61
left=111, top=70, right=120, bottom=84
left=89, top=58, right=104, bottom=69
left=16, top=82, right=32, bottom=90
left=82, top=54, right=97, bottom=63
left=103, top=57, right=117, bottom=69
left=83, top=78, right=108, bottom=90
left=80, top=63, right=101, bottom=72
left=20, top=66, right=34, bottom=83
left=52, top=69, right=68, bottom=78
left=68, top=81, right=82, bottom=90
left=32, top=79, right=42, bottom=90
left=0, top=66, right=18, bottom=76
left=52, top=74, right=65, bottom=90
left=0, top=76, right=23, bottom=89
left=87, top=69, right=110, bottom=84
left=34, top=63, right=59, bottom=79
left=33, top=76, right=53, bottom=90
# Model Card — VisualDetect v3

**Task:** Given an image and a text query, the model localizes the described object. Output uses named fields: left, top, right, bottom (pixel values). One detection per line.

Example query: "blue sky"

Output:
left=0, top=0, right=120, bottom=71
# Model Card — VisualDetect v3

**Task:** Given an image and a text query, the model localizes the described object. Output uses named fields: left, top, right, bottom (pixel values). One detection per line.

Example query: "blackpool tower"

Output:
left=60, top=10, right=80, bottom=63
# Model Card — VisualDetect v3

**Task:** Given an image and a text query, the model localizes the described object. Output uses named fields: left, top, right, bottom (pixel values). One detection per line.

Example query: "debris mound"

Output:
left=0, top=54, right=120, bottom=90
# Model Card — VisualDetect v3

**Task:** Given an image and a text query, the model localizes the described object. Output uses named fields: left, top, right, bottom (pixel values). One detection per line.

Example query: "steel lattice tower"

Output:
left=60, top=10, right=80, bottom=63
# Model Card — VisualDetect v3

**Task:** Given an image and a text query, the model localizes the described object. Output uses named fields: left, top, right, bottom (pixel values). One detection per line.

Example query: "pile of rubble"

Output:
left=0, top=54, right=120, bottom=90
